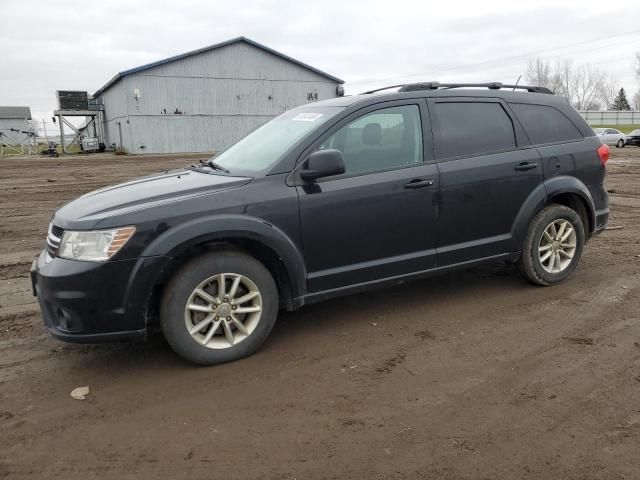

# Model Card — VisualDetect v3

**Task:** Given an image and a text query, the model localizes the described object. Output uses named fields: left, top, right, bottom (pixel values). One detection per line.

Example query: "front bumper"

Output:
left=31, top=251, right=170, bottom=343
left=625, top=138, right=640, bottom=147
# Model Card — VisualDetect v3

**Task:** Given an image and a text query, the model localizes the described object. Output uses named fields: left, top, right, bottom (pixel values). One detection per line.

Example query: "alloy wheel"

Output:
left=538, top=219, right=577, bottom=274
left=184, top=273, right=262, bottom=349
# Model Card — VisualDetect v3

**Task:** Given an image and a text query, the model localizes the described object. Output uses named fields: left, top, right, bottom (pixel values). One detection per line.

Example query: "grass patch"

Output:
left=590, top=125, right=640, bottom=134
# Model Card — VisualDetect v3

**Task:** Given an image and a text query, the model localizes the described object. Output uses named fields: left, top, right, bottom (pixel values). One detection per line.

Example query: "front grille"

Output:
left=46, top=223, right=64, bottom=259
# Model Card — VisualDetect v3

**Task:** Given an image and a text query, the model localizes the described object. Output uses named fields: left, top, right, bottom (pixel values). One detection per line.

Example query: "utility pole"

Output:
left=41, top=119, right=49, bottom=142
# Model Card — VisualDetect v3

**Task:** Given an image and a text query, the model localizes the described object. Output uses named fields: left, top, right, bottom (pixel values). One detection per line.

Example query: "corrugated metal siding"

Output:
left=98, top=42, right=340, bottom=154
left=579, top=111, right=640, bottom=125
left=100, top=83, right=129, bottom=149
left=0, top=118, right=32, bottom=143
left=141, top=42, right=337, bottom=83
left=127, top=115, right=273, bottom=154
left=124, top=75, right=337, bottom=117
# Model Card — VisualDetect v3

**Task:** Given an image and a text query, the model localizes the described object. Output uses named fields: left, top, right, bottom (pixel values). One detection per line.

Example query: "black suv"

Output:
left=31, top=82, right=610, bottom=365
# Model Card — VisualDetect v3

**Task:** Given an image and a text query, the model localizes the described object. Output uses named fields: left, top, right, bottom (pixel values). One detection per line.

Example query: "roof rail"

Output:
left=361, top=82, right=553, bottom=95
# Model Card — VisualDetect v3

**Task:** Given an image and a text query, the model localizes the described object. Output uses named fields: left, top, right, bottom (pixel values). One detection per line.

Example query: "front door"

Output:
left=296, top=102, right=439, bottom=292
left=428, top=98, right=544, bottom=265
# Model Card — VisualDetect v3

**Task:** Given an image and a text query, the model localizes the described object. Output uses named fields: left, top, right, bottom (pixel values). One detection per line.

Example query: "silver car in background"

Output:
left=594, top=128, right=626, bottom=148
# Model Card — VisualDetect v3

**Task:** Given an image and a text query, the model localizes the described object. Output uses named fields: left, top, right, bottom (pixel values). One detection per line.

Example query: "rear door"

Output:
left=428, top=97, right=544, bottom=265
left=296, top=101, right=439, bottom=292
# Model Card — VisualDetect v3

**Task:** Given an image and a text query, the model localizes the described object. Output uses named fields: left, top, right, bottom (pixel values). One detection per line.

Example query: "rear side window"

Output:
left=432, top=102, right=516, bottom=159
left=511, top=103, right=582, bottom=145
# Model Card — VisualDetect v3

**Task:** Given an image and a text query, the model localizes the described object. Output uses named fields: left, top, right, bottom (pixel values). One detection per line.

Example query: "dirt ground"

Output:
left=1, top=149, right=639, bottom=480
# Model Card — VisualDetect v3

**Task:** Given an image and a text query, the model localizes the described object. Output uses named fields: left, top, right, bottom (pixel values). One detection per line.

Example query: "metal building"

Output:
left=92, top=37, right=344, bottom=154
left=0, top=106, right=33, bottom=146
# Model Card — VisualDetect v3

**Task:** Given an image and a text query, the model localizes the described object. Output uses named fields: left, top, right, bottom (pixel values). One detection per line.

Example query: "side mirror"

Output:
left=300, top=149, right=345, bottom=181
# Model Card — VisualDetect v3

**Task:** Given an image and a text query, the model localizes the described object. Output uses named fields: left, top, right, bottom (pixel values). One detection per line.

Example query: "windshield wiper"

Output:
left=205, top=159, right=230, bottom=174
left=195, top=158, right=231, bottom=174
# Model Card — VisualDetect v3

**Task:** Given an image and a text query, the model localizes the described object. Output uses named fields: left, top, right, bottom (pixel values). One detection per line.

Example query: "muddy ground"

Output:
left=1, top=149, right=639, bottom=479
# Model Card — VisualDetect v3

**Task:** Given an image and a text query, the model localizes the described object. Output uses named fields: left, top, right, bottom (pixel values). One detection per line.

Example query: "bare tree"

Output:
left=526, top=59, right=551, bottom=88
left=525, top=58, right=608, bottom=110
left=636, top=52, right=640, bottom=80
left=598, top=77, right=617, bottom=110
left=633, top=90, right=640, bottom=110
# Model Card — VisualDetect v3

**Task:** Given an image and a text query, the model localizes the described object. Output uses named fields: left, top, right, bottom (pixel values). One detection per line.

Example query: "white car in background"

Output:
left=593, top=128, right=626, bottom=148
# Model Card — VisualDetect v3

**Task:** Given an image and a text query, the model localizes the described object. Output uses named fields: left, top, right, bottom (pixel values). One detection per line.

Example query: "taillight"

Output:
left=597, top=144, right=609, bottom=166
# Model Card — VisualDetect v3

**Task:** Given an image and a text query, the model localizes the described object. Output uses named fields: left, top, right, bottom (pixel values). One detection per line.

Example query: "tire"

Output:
left=160, top=250, right=278, bottom=365
left=617, top=139, right=624, bottom=148
left=517, top=204, right=585, bottom=286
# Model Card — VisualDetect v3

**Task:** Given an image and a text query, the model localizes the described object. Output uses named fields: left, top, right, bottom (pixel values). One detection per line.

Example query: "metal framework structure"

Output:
left=0, top=128, right=36, bottom=155
left=53, top=110, right=100, bottom=153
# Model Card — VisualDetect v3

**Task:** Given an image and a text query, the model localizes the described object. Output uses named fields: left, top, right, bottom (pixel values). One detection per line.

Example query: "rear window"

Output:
left=511, top=103, right=582, bottom=145
left=432, top=102, right=516, bottom=158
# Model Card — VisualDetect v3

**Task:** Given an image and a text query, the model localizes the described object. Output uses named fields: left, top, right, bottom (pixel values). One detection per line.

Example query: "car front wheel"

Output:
left=160, top=250, right=278, bottom=365
left=518, top=204, right=585, bottom=286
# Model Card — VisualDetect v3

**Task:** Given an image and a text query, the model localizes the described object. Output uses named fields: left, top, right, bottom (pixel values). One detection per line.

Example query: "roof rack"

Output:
left=361, top=82, right=553, bottom=95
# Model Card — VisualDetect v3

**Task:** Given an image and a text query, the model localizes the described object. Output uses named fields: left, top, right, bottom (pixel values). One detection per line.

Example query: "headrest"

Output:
left=362, top=123, right=382, bottom=146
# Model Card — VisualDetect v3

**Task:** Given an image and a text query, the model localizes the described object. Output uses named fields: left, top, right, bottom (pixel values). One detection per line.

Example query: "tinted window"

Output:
left=432, top=102, right=516, bottom=158
left=511, top=103, right=582, bottom=145
left=605, top=129, right=617, bottom=134
left=320, top=105, right=423, bottom=176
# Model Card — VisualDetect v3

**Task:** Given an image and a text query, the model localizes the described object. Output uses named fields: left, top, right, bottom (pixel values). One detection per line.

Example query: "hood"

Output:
left=54, top=168, right=252, bottom=229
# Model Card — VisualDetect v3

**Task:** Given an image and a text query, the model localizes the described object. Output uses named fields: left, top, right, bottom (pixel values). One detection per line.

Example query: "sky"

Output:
left=2, top=0, right=639, bottom=134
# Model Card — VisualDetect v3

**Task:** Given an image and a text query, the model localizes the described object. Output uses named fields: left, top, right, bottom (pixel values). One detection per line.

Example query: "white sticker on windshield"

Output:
left=292, top=112, right=323, bottom=122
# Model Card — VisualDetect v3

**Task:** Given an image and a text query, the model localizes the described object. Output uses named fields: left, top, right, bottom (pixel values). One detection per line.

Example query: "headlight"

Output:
left=58, top=226, right=136, bottom=261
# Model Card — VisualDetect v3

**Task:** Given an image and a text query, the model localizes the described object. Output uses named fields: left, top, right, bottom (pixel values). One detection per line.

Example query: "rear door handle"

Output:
left=514, top=162, right=538, bottom=171
left=404, top=179, right=434, bottom=189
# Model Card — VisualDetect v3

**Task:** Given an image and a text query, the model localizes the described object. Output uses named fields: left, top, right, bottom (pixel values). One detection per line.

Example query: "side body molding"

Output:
left=141, top=215, right=308, bottom=299
left=510, top=175, right=596, bottom=248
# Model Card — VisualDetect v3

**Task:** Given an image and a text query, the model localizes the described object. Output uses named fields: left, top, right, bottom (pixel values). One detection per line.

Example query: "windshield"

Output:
left=593, top=128, right=604, bottom=134
left=629, top=129, right=640, bottom=136
left=211, top=106, right=343, bottom=176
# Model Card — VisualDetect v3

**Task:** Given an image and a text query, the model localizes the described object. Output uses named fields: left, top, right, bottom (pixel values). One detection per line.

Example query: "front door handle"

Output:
left=404, top=179, right=434, bottom=189
left=514, top=162, right=538, bottom=171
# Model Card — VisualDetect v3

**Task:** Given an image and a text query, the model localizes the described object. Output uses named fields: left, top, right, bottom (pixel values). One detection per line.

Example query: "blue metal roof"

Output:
left=93, top=36, right=344, bottom=97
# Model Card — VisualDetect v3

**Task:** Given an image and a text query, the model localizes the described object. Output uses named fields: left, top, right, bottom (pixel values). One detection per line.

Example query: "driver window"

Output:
left=319, top=105, right=423, bottom=176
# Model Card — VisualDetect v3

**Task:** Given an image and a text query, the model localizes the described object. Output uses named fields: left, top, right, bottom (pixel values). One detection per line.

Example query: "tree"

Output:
left=525, top=58, right=608, bottom=110
left=610, top=88, right=631, bottom=111
left=526, top=59, right=551, bottom=88
left=598, top=79, right=617, bottom=110
left=632, top=91, right=640, bottom=110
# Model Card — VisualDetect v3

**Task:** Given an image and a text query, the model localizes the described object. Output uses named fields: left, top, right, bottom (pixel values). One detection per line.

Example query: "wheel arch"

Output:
left=135, top=215, right=307, bottom=322
left=511, top=176, right=596, bottom=247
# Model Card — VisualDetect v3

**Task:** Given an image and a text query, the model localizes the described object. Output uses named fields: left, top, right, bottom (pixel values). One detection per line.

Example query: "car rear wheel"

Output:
left=617, top=139, right=625, bottom=148
left=517, top=204, right=585, bottom=286
left=160, top=250, right=278, bottom=365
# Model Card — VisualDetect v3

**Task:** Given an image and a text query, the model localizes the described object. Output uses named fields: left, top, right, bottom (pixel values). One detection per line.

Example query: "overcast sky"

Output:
left=2, top=0, right=639, bottom=131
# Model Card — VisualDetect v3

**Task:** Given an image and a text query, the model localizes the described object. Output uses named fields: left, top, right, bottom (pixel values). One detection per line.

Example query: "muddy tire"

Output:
left=517, top=204, right=585, bottom=286
left=160, top=250, right=278, bottom=365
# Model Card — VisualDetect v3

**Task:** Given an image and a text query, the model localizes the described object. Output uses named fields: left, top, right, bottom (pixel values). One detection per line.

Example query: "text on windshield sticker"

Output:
left=292, top=112, right=324, bottom=122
